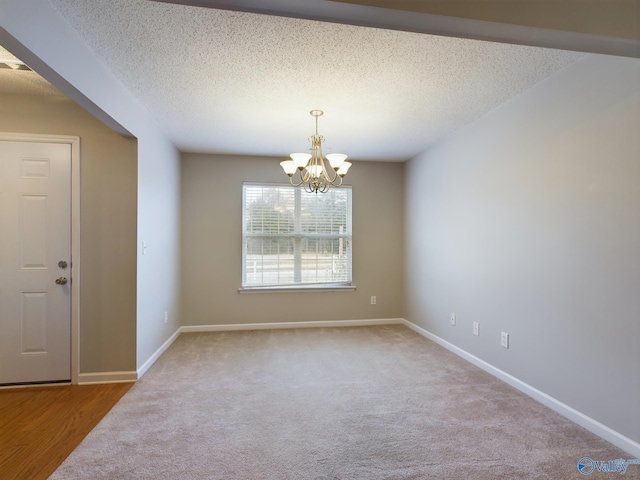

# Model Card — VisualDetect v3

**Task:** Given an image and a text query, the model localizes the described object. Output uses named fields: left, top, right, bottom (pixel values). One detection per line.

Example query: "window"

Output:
left=242, top=184, right=352, bottom=289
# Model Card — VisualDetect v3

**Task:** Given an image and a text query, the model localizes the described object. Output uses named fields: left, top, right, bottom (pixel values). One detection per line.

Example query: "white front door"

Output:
left=0, top=141, right=72, bottom=384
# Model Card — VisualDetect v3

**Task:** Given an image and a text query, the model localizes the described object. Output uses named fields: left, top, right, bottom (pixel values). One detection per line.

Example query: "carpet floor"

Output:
left=51, top=325, right=637, bottom=479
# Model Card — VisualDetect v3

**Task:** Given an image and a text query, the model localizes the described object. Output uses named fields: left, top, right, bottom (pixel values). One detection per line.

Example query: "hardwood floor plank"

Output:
left=0, top=383, right=133, bottom=480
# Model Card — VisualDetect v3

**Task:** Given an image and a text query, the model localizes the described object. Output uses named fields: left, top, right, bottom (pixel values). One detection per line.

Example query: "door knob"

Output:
left=55, top=277, right=68, bottom=285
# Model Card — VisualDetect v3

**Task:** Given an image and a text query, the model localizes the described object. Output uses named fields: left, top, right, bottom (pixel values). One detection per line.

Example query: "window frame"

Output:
left=239, top=182, right=355, bottom=293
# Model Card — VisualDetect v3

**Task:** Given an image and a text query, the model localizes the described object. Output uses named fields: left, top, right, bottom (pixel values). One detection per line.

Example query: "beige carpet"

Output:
left=51, top=326, right=636, bottom=479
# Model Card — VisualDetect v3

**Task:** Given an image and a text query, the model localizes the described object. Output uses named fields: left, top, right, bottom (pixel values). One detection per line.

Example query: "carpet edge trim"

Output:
left=401, top=319, right=640, bottom=458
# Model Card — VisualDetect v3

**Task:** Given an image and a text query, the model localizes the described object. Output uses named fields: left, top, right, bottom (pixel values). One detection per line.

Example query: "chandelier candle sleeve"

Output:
left=280, top=110, right=351, bottom=194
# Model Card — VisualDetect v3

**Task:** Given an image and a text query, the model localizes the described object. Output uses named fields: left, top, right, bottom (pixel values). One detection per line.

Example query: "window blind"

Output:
left=242, top=184, right=352, bottom=287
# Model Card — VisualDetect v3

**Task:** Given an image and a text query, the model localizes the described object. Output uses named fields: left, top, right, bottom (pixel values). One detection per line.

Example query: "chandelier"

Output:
left=280, top=110, right=352, bottom=193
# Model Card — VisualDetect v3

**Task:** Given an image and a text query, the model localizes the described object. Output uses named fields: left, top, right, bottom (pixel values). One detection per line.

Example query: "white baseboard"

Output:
left=77, top=371, right=138, bottom=385
left=401, top=319, right=640, bottom=459
left=78, top=328, right=181, bottom=385
left=134, top=320, right=401, bottom=385
left=137, top=327, right=182, bottom=379
left=180, top=318, right=404, bottom=333
left=82, top=318, right=640, bottom=457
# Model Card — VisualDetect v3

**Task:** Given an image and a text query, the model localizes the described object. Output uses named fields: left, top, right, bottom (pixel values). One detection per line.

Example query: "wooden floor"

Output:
left=0, top=382, right=133, bottom=480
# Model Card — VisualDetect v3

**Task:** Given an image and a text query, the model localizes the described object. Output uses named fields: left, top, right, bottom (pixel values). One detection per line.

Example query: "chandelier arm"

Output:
left=317, top=144, right=331, bottom=183
left=325, top=164, right=341, bottom=185
left=288, top=168, right=309, bottom=187
left=315, top=136, right=340, bottom=186
left=281, top=109, right=350, bottom=193
left=289, top=175, right=304, bottom=187
left=289, top=176, right=305, bottom=187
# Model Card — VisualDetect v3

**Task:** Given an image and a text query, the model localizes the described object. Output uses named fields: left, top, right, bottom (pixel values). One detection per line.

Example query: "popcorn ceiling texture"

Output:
left=46, top=0, right=585, bottom=160
left=0, top=46, right=64, bottom=97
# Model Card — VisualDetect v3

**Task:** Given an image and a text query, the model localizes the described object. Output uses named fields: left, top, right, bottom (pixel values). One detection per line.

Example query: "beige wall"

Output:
left=334, top=0, right=640, bottom=40
left=0, top=93, right=138, bottom=373
left=1, top=2, right=183, bottom=375
left=181, top=154, right=404, bottom=326
left=135, top=129, right=181, bottom=370
left=405, top=54, right=640, bottom=445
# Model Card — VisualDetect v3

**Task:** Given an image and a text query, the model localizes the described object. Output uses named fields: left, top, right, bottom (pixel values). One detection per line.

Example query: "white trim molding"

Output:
left=401, top=319, right=640, bottom=459
left=137, top=328, right=182, bottom=379
left=135, top=320, right=402, bottom=381
left=0, top=133, right=81, bottom=386
left=77, top=371, right=137, bottom=385
left=89, top=316, right=640, bottom=458
left=180, top=318, right=404, bottom=333
left=238, top=284, right=356, bottom=294
left=78, top=326, right=181, bottom=384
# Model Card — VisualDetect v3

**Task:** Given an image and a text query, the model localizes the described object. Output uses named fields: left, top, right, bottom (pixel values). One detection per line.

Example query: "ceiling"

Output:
left=3, top=0, right=589, bottom=161
left=303, top=0, right=640, bottom=40
left=0, top=46, right=64, bottom=97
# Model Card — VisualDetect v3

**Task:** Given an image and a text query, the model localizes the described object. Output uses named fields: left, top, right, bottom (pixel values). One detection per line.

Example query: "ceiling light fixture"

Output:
left=280, top=110, right=351, bottom=193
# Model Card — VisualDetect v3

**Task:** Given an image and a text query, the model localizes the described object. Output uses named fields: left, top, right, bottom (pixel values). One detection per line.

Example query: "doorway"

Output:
left=0, top=133, right=80, bottom=385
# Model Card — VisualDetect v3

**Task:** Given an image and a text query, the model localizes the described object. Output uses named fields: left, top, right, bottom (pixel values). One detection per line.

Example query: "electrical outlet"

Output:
left=473, top=322, right=479, bottom=336
left=450, top=313, right=456, bottom=326
left=501, top=332, right=509, bottom=349
left=164, top=311, right=168, bottom=324
left=370, top=296, right=376, bottom=305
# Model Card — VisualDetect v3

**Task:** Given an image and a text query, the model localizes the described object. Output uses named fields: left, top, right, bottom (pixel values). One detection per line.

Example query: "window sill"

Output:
left=238, top=284, right=356, bottom=294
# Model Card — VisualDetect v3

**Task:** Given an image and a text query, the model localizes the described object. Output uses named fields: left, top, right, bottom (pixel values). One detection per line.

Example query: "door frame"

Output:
left=0, top=132, right=81, bottom=385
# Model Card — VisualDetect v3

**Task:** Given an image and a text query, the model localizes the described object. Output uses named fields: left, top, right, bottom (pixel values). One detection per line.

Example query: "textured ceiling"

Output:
left=34, top=0, right=584, bottom=160
left=326, top=0, right=640, bottom=40
left=0, top=46, right=64, bottom=97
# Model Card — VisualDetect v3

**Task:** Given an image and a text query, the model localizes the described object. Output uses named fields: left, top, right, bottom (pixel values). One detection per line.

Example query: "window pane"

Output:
left=244, top=185, right=294, bottom=234
left=244, top=236, right=295, bottom=286
left=300, top=188, right=350, bottom=234
left=242, top=184, right=352, bottom=287
left=300, top=237, right=351, bottom=284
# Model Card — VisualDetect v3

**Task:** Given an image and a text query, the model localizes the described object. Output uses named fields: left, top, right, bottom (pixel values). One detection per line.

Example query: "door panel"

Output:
left=20, top=291, right=48, bottom=354
left=21, top=194, right=49, bottom=268
left=0, top=141, right=72, bottom=384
